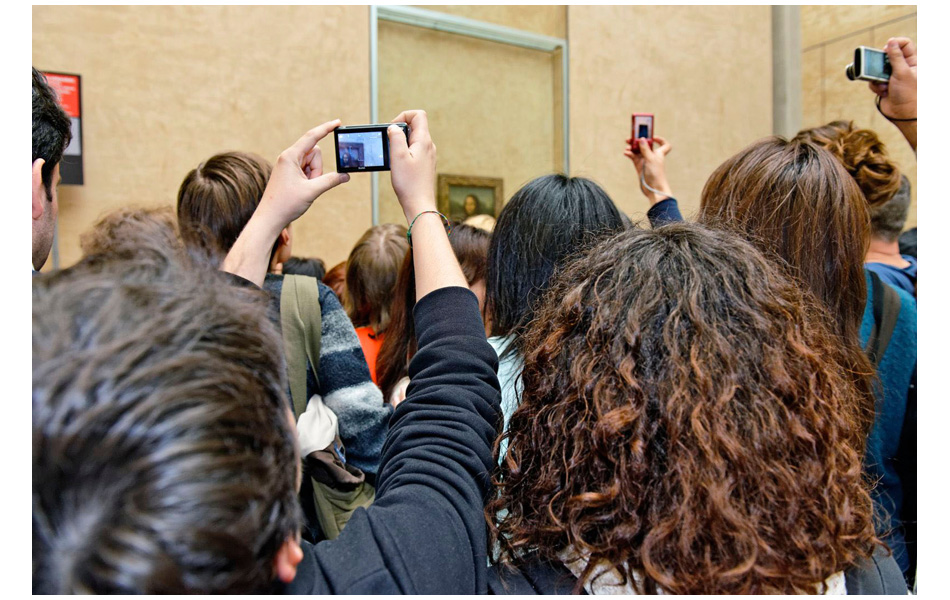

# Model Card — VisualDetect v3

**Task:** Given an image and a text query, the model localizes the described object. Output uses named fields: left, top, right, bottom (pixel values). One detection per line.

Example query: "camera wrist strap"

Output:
left=876, top=96, right=917, bottom=122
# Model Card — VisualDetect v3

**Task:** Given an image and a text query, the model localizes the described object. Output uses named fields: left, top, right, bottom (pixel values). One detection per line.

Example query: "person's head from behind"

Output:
left=698, top=137, right=870, bottom=341
left=344, top=223, right=409, bottom=333
left=176, top=151, right=292, bottom=269
left=282, top=256, right=327, bottom=280
left=486, top=174, right=625, bottom=343
left=489, top=223, right=877, bottom=594
left=323, top=261, right=347, bottom=302
left=869, top=174, right=912, bottom=244
left=33, top=242, right=303, bottom=593
left=377, top=224, right=491, bottom=400
left=463, top=213, right=495, bottom=232
left=80, top=206, right=183, bottom=261
left=793, top=120, right=902, bottom=208
left=32, top=67, right=72, bottom=270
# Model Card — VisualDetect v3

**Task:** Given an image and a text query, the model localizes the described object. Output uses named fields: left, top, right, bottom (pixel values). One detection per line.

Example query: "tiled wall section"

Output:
left=801, top=6, right=917, bottom=229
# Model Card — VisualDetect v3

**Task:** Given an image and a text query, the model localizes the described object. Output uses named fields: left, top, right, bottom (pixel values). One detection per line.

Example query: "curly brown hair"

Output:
left=793, top=120, right=902, bottom=208
left=488, top=223, right=878, bottom=594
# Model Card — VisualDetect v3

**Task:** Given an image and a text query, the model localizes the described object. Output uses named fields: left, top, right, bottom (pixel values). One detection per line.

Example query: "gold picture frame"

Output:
left=437, top=174, right=504, bottom=222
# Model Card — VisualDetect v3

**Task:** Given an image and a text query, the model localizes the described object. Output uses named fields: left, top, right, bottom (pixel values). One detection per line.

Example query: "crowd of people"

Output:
left=32, top=36, right=917, bottom=594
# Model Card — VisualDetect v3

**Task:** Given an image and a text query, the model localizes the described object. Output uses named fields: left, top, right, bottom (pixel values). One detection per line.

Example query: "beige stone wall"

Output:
left=567, top=6, right=774, bottom=222
left=376, top=18, right=562, bottom=226
left=800, top=6, right=917, bottom=228
left=33, top=5, right=372, bottom=271
left=423, top=5, right=566, bottom=38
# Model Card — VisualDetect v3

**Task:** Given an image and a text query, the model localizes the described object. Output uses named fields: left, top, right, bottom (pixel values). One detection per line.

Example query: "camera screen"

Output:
left=865, top=49, right=890, bottom=79
left=637, top=124, right=650, bottom=139
left=337, top=131, right=385, bottom=169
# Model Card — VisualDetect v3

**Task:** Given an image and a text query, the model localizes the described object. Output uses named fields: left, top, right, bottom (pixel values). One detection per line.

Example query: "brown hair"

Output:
left=377, top=224, right=491, bottom=400
left=344, top=224, right=409, bottom=332
left=323, top=261, right=347, bottom=302
left=697, top=138, right=875, bottom=443
left=81, top=206, right=183, bottom=259
left=176, top=151, right=273, bottom=266
left=33, top=235, right=300, bottom=593
left=793, top=120, right=902, bottom=208
left=488, top=223, right=878, bottom=594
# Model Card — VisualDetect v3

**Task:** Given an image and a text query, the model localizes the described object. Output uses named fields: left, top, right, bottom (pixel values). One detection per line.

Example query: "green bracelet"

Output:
left=406, top=210, right=451, bottom=247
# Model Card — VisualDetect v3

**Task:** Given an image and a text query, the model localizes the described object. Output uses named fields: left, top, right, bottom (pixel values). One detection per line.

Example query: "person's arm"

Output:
left=869, top=37, right=916, bottom=152
left=223, top=120, right=350, bottom=286
left=624, top=135, right=674, bottom=206
left=285, top=110, right=501, bottom=594
left=314, top=281, right=392, bottom=478
left=623, top=135, right=684, bottom=227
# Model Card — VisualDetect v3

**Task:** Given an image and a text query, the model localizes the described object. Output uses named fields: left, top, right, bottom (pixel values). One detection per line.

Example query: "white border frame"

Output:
left=370, top=5, right=570, bottom=225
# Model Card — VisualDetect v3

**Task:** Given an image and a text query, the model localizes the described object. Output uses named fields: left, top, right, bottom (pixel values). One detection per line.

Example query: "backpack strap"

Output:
left=843, top=545, right=908, bottom=594
left=279, top=275, right=322, bottom=417
left=865, top=271, right=902, bottom=368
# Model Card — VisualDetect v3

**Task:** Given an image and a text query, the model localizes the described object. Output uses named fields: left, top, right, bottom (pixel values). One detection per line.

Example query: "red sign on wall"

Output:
left=40, top=71, right=83, bottom=185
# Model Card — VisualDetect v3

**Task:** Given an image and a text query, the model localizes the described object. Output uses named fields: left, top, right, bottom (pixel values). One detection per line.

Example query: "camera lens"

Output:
left=845, top=63, right=857, bottom=81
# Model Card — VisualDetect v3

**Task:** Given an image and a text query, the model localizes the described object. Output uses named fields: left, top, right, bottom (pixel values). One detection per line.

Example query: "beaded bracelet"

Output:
left=406, top=210, right=452, bottom=247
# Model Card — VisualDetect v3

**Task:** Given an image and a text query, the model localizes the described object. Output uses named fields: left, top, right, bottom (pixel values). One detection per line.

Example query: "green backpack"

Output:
left=279, top=275, right=375, bottom=540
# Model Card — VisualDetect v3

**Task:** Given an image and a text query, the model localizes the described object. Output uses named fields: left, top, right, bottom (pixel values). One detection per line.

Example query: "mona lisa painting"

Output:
left=437, top=174, right=503, bottom=222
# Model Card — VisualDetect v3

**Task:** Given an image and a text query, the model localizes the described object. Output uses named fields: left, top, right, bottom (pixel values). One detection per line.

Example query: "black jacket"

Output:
left=282, top=286, right=501, bottom=593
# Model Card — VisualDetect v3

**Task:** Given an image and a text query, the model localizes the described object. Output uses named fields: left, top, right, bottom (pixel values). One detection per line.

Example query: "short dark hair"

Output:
left=870, top=175, right=911, bottom=242
left=486, top=174, right=626, bottom=342
left=282, top=256, right=327, bottom=281
left=32, top=67, right=72, bottom=197
left=176, top=151, right=273, bottom=266
left=33, top=244, right=301, bottom=593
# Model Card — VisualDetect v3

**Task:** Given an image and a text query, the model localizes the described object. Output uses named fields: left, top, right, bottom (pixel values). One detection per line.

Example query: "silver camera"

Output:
left=845, top=46, right=891, bottom=83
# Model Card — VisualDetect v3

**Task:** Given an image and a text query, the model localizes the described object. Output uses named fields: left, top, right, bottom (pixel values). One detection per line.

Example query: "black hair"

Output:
left=283, top=256, right=327, bottom=281
left=32, top=67, right=72, bottom=197
left=485, top=174, right=626, bottom=345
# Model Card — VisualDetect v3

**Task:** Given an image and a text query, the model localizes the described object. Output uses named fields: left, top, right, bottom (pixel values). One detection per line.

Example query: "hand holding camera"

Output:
left=624, top=134, right=673, bottom=206
left=387, top=110, right=438, bottom=223
left=223, top=119, right=351, bottom=286
left=868, top=37, right=917, bottom=123
left=259, top=120, right=351, bottom=228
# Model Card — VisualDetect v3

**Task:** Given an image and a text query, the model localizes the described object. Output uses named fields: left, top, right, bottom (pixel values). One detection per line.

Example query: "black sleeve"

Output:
left=285, top=286, right=502, bottom=594
left=646, top=197, right=684, bottom=228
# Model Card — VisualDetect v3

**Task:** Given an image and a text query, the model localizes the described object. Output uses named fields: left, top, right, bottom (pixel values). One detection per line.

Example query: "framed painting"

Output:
left=437, top=174, right=504, bottom=222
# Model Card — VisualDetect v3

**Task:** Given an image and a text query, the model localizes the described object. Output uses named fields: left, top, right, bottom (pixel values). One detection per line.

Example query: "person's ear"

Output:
left=32, top=159, right=47, bottom=220
left=273, top=536, right=304, bottom=583
left=280, top=226, right=292, bottom=249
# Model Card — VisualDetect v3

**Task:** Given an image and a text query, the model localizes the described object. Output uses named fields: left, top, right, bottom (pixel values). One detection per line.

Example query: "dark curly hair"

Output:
left=488, top=223, right=878, bottom=594
left=793, top=120, right=902, bottom=208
